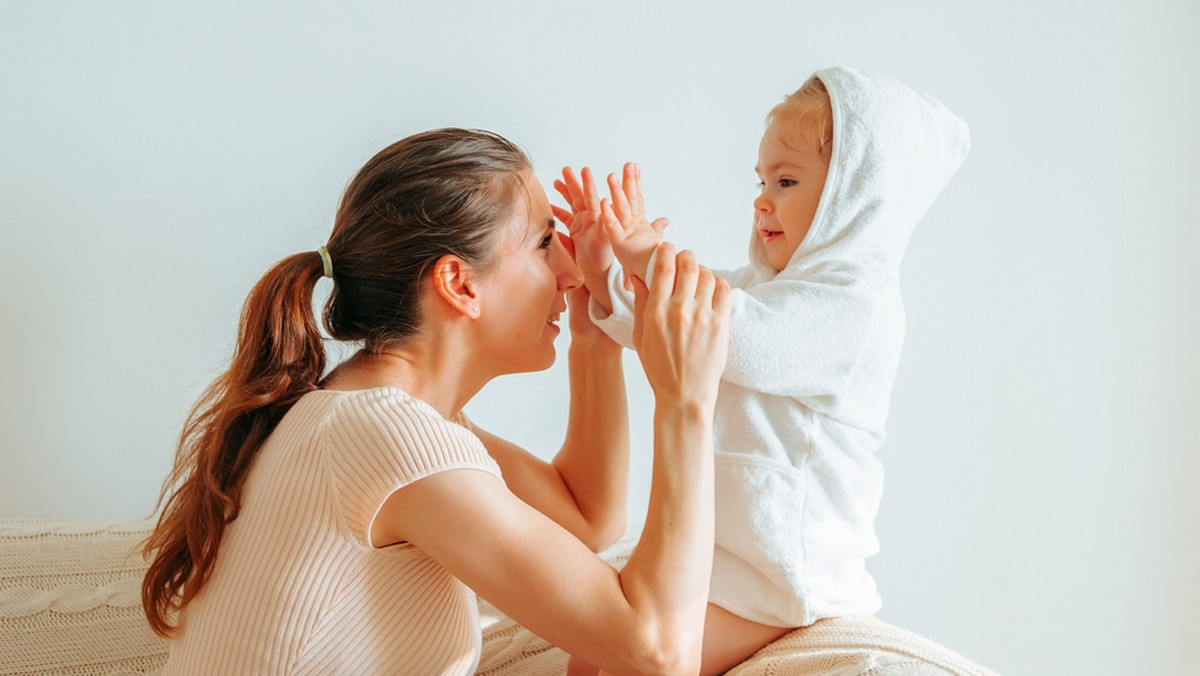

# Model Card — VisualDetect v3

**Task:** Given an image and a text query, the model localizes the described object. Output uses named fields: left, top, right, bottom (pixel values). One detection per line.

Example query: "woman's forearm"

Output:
left=617, top=401, right=716, bottom=674
left=552, top=339, right=630, bottom=550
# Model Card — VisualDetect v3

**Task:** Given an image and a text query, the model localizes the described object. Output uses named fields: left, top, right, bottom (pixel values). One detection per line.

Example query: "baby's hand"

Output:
left=602, top=162, right=669, bottom=283
left=553, top=166, right=612, bottom=284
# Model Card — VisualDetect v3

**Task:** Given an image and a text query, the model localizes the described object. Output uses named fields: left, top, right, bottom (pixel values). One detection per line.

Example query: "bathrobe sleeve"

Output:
left=590, top=259, right=888, bottom=408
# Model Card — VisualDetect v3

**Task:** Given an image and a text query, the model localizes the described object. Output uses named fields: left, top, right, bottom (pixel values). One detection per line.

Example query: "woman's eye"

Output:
left=539, top=234, right=554, bottom=250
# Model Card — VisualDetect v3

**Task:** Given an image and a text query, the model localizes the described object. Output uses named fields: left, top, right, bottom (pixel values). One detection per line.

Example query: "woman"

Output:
left=142, top=127, right=732, bottom=675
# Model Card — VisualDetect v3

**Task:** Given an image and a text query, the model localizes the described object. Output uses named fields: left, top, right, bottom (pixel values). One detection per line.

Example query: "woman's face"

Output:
left=473, top=172, right=583, bottom=374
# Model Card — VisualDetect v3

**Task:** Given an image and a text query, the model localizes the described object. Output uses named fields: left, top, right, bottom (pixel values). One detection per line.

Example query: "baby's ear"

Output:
left=431, top=254, right=481, bottom=319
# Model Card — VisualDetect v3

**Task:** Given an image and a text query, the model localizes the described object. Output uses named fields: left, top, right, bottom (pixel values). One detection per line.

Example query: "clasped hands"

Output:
left=554, top=163, right=731, bottom=404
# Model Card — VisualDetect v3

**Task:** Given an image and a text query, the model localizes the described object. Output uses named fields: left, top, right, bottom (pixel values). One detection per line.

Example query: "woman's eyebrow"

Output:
left=527, top=217, right=556, bottom=243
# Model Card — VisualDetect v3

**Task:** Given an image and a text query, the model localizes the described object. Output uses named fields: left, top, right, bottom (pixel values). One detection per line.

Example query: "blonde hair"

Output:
left=764, top=76, right=833, bottom=164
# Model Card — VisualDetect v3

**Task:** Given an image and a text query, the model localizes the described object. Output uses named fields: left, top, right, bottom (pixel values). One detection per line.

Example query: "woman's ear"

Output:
left=431, top=254, right=481, bottom=319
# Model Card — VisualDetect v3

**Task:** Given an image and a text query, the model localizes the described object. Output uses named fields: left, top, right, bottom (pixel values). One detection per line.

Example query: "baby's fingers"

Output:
left=622, top=162, right=645, bottom=217
left=599, top=198, right=625, bottom=242
left=606, top=171, right=634, bottom=223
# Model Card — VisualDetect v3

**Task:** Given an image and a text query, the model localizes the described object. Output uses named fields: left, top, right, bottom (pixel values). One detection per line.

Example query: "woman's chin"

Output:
left=508, top=345, right=557, bottom=375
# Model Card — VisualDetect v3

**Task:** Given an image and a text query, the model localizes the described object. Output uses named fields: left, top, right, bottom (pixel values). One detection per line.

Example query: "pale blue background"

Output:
left=2, top=2, right=1197, bottom=675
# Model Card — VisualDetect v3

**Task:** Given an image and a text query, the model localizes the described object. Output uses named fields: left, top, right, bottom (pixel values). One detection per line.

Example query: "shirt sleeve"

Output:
left=324, top=389, right=503, bottom=547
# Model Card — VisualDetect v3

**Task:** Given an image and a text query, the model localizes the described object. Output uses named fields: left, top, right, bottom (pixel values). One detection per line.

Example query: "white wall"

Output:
left=2, top=2, right=1197, bottom=674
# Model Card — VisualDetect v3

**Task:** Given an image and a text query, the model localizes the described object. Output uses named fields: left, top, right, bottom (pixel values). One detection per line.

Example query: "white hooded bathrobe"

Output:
left=591, top=66, right=971, bottom=627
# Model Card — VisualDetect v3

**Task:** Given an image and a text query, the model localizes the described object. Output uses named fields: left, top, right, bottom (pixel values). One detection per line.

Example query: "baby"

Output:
left=556, top=66, right=971, bottom=672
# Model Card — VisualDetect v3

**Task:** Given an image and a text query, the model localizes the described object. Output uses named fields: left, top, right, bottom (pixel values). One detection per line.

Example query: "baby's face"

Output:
left=753, top=127, right=829, bottom=272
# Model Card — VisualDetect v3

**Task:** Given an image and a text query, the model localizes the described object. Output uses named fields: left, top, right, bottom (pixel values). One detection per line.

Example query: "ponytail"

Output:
left=141, top=127, right=533, bottom=637
left=142, top=251, right=327, bottom=637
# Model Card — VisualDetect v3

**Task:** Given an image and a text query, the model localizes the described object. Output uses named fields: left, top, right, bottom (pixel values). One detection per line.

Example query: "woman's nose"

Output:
left=553, top=233, right=584, bottom=290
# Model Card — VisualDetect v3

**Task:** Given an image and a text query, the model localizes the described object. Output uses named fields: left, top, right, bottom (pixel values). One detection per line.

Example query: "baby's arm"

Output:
left=595, top=262, right=880, bottom=403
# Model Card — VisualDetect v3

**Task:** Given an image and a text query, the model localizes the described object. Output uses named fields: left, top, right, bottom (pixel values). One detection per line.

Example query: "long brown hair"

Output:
left=142, top=128, right=531, bottom=637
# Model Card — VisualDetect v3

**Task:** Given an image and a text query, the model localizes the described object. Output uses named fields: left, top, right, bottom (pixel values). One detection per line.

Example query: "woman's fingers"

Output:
left=630, top=243, right=671, bottom=354
left=647, top=242, right=677, bottom=298
left=551, top=204, right=574, bottom=227
left=579, top=166, right=600, bottom=211
left=671, top=249, right=700, bottom=302
left=633, top=243, right=731, bottom=404
left=693, top=263, right=716, bottom=302
left=557, top=167, right=580, bottom=205
left=553, top=178, right=572, bottom=205
left=712, top=276, right=732, bottom=314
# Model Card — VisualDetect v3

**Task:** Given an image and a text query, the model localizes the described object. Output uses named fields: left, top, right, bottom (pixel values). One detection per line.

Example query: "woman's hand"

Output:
left=556, top=232, right=618, bottom=351
left=631, top=242, right=732, bottom=408
left=553, top=166, right=613, bottom=283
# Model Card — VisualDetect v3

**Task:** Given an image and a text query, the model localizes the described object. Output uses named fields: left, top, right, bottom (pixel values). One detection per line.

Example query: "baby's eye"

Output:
left=779, top=178, right=797, bottom=188
left=755, top=181, right=766, bottom=191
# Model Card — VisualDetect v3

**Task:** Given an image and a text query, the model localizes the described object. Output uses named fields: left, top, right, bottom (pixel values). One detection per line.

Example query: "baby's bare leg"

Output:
left=700, top=602, right=793, bottom=676
left=566, top=603, right=790, bottom=676
left=565, top=654, right=600, bottom=676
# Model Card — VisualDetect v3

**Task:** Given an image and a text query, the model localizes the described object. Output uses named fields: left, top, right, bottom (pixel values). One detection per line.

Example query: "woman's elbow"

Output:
left=581, top=517, right=627, bottom=553
left=625, top=635, right=702, bottom=676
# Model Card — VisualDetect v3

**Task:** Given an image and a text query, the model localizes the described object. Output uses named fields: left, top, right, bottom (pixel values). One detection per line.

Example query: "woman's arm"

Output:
left=377, top=247, right=731, bottom=675
left=468, top=279, right=630, bottom=552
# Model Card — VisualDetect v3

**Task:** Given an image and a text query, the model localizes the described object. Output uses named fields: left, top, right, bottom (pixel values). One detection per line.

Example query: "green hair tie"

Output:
left=317, top=246, right=333, bottom=279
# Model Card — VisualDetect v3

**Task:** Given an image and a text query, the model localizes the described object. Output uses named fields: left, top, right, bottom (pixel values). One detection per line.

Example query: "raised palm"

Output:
left=601, top=163, right=669, bottom=282
left=553, top=166, right=613, bottom=282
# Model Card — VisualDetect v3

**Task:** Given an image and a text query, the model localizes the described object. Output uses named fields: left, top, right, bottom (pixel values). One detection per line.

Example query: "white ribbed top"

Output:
left=163, top=387, right=502, bottom=676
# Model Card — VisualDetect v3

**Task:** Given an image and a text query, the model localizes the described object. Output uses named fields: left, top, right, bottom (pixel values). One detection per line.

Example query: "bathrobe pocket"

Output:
left=710, top=451, right=814, bottom=626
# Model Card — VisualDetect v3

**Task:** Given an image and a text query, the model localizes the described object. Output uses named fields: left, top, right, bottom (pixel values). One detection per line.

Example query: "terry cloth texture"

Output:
left=591, top=66, right=971, bottom=626
left=162, top=388, right=503, bottom=676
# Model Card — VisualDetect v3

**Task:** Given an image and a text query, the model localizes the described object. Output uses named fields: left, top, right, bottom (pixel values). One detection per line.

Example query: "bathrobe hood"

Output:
left=746, top=66, right=971, bottom=284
